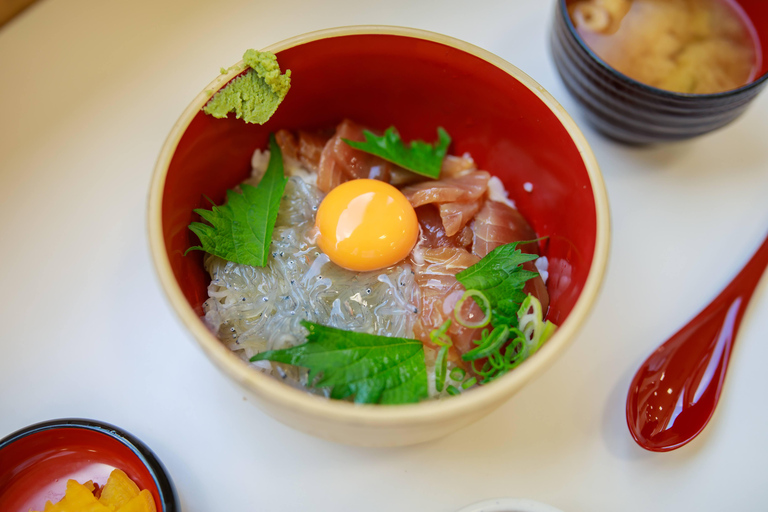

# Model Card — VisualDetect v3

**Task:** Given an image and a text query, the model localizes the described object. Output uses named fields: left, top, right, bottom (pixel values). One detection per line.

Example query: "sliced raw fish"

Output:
left=386, top=154, right=477, bottom=186
left=401, top=171, right=490, bottom=208
left=413, top=205, right=473, bottom=251
left=275, top=129, right=299, bottom=161
left=439, top=200, right=483, bottom=237
left=472, top=199, right=538, bottom=257
left=472, top=200, right=550, bottom=312
left=316, top=119, right=395, bottom=192
left=389, top=167, right=424, bottom=187
left=441, top=153, right=477, bottom=178
left=411, top=246, right=483, bottom=358
left=296, top=130, right=329, bottom=172
left=317, top=139, right=345, bottom=192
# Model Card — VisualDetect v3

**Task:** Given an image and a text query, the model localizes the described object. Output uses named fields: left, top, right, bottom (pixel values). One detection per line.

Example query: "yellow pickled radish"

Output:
left=39, top=479, right=114, bottom=512
left=115, top=489, right=157, bottom=512
left=31, top=469, right=155, bottom=512
left=99, top=469, right=140, bottom=508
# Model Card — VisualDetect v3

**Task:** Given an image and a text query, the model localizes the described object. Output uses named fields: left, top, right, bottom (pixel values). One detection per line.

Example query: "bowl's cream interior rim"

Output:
left=148, top=25, right=610, bottom=425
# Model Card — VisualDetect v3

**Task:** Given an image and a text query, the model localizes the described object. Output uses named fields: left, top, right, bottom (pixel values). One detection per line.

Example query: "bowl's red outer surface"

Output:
left=0, top=421, right=171, bottom=512
left=162, top=33, right=597, bottom=326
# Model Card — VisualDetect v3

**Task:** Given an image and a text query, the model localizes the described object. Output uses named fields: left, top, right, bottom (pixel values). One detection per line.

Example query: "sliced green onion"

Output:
left=449, top=367, right=466, bottom=381
left=446, top=385, right=460, bottom=396
left=488, top=352, right=507, bottom=371
left=462, top=325, right=510, bottom=361
left=541, top=320, right=557, bottom=345
left=454, top=289, right=491, bottom=329
left=518, top=294, right=542, bottom=345
left=463, top=325, right=533, bottom=384
left=471, top=359, right=495, bottom=381
left=462, top=377, right=477, bottom=389
left=430, top=318, right=453, bottom=347
left=435, top=345, right=449, bottom=392
left=471, top=359, right=489, bottom=376
left=516, top=294, right=556, bottom=357
left=483, top=372, right=504, bottom=384
left=503, top=330, right=525, bottom=361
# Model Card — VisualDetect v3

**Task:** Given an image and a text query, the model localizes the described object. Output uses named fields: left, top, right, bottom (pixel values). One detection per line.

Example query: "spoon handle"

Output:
left=711, top=234, right=768, bottom=313
left=627, top=232, right=768, bottom=451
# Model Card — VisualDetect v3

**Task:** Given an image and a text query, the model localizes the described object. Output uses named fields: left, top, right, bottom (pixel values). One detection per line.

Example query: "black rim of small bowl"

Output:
left=557, top=0, right=768, bottom=99
left=0, top=418, right=179, bottom=512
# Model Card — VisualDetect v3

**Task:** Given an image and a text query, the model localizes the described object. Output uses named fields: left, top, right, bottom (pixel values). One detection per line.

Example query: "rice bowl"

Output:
left=148, top=26, right=610, bottom=446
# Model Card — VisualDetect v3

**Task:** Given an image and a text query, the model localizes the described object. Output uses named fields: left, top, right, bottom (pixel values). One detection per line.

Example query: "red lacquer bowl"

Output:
left=0, top=419, right=178, bottom=512
left=148, top=26, right=611, bottom=446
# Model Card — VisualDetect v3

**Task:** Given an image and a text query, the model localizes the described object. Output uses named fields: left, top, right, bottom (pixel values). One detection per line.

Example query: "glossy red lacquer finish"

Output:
left=161, top=33, right=598, bottom=324
left=0, top=427, right=161, bottom=512
left=740, top=0, right=768, bottom=77
left=627, top=233, right=768, bottom=451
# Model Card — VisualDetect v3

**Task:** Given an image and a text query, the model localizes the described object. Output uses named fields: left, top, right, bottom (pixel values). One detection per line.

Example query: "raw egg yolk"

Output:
left=315, top=179, right=419, bottom=272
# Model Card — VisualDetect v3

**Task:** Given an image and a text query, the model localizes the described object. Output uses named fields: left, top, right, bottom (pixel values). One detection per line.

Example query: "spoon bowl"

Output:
left=627, top=232, right=768, bottom=451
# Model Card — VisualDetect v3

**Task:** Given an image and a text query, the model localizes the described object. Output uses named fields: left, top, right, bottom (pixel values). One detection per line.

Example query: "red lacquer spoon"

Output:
left=626, top=233, right=768, bottom=452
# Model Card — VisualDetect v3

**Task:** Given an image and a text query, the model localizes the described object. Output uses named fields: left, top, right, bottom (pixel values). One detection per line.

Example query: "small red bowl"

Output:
left=0, top=419, right=178, bottom=512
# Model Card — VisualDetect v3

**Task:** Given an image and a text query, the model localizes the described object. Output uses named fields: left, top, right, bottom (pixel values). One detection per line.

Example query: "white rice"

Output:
left=535, top=256, right=549, bottom=284
left=487, top=176, right=516, bottom=209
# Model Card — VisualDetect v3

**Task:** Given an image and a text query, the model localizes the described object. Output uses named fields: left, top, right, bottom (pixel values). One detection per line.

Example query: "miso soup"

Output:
left=567, top=0, right=760, bottom=94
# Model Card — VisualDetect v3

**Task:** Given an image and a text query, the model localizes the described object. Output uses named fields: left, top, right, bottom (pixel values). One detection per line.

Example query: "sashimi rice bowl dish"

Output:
left=149, top=27, right=609, bottom=445
left=199, top=117, right=552, bottom=402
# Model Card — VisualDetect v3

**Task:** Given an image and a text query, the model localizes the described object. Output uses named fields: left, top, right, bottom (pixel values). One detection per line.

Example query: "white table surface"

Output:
left=2, top=1, right=767, bottom=511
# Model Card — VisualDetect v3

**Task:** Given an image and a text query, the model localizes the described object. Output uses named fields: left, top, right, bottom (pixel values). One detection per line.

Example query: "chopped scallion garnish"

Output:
left=435, top=345, right=450, bottom=393
left=462, top=325, right=510, bottom=361
left=449, top=367, right=466, bottom=381
left=454, top=289, right=492, bottom=329
left=430, top=319, right=453, bottom=347
left=517, top=294, right=557, bottom=357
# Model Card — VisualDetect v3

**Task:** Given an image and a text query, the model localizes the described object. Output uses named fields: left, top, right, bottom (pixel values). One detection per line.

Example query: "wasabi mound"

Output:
left=203, top=49, right=291, bottom=125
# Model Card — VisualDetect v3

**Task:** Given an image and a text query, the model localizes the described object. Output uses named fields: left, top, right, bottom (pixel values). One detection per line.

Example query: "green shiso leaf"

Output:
left=455, top=241, right=539, bottom=328
left=251, top=321, right=429, bottom=405
left=343, top=126, right=451, bottom=179
left=455, top=241, right=555, bottom=384
left=203, top=49, right=291, bottom=125
left=186, top=134, right=288, bottom=267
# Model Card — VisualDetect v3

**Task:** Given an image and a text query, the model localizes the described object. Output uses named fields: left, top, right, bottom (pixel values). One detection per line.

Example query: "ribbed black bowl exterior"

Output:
left=550, top=0, right=768, bottom=144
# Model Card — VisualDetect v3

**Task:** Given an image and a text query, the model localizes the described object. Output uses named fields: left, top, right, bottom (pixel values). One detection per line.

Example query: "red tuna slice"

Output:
left=472, top=200, right=550, bottom=313
left=441, top=154, right=477, bottom=178
left=415, top=205, right=473, bottom=250
left=275, top=129, right=299, bottom=161
left=317, top=139, right=344, bottom=192
left=275, top=129, right=329, bottom=174
left=297, top=130, right=329, bottom=173
left=316, top=119, right=395, bottom=192
left=401, top=170, right=490, bottom=208
left=411, top=246, right=484, bottom=358
left=439, top=200, right=483, bottom=237
left=389, top=153, right=478, bottom=187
